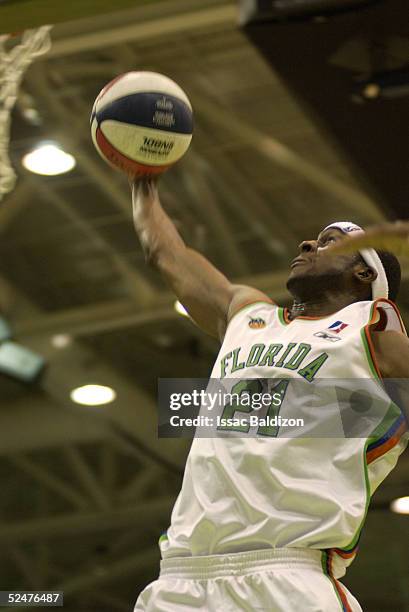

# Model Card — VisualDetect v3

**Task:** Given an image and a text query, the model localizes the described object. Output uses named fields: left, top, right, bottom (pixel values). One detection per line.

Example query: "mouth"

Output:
left=290, top=257, right=312, bottom=268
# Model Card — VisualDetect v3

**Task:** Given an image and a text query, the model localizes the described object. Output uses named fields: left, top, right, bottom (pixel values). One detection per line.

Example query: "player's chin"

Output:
left=286, top=270, right=305, bottom=292
left=287, top=263, right=313, bottom=280
left=286, top=264, right=318, bottom=294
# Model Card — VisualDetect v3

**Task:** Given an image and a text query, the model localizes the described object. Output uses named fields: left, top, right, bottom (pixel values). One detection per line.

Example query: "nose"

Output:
left=298, top=240, right=318, bottom=254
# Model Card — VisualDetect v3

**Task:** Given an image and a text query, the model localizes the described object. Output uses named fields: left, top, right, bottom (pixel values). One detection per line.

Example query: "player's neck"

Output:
left=288, top=294, right=353, bottom=320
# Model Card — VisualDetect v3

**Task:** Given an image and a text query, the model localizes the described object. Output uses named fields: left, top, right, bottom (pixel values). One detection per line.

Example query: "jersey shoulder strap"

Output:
left=368, top=298, right=407, bottom=335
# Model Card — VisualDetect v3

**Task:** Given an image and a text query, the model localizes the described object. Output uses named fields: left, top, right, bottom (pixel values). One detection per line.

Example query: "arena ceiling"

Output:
left=0, top=1, right=408, bottom=610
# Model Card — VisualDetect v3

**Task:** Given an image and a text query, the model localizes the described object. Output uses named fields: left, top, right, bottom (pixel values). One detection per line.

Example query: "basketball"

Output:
left=90, top=71, right=193, bottom=176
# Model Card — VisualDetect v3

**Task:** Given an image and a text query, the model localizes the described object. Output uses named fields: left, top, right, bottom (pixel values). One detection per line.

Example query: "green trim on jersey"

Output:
left=335, top=304, right=383, bottom=556
left=321, top=552, right=346, bottom=611
left=277, top=307, right=288, bottom=326
left=338, top=438, right=372, bottom=554
left=360, top=300, right=379, bottom=379
left=368, top=401, right=402, bottom=444
left=337, top=301, right=402, bottom=556
left=360, top=327, right=379, bottom=379
left=320, top=552, right=327, bottom=574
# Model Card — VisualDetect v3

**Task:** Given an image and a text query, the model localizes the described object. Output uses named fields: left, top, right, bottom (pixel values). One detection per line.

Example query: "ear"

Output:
left=354, top=264, right=377, bottom=286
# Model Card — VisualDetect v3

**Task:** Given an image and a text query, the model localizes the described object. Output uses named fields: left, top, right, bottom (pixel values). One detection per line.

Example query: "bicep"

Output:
left=158, top=248, right=232, bottom=339
left=157, top=247, right=272, bottom=340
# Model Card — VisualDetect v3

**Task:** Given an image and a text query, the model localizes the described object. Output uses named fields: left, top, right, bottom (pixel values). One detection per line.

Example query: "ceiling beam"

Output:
left=54, top=548, right=159, bottom=597
left=86, top=592, right=130, bottom=612
left=99, top=444, right=116, bottom=500
left=0, top=182, right=34, bottom=234
left=0, top=398, right=108, bottom=455
left=7, top=547, right=40, bottom=589
left=118, top=464, right=160, bottom=503
left=47, top=3, right=237, bottom=58
left=0, top=0, right=165, bottom=34
left=15, top=547, right=159, bottom=611
left=0, top=273, right=40, bottom=319
left=190, top=93, right=384, bottom=223
left=184, top=83, right=298, bottom=253
left=0, top=497, right=174, bottom=542
left=62, top=445, right=111, bottom=511
left=14, top=270, right=291, bottom=338
left=172, top=153, right=250, bottom=276
left=24, top=173, right=156, bottom=307
left=7, top=454, right=93, bottom=511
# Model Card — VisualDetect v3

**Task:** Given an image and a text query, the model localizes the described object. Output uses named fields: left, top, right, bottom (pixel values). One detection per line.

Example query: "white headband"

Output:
left=323, top=222, right=389, bottom=300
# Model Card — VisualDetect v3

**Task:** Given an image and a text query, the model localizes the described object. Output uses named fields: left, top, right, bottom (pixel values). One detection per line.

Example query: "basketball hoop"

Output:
left=0, top=25, right=53, bottom=201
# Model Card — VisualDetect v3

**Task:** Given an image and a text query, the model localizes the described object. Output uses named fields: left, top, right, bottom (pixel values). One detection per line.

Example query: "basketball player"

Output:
left=131, top=177, right=408, bottom=612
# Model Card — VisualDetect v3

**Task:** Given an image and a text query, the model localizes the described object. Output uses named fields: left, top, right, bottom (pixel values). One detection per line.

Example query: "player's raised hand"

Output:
left=129, top=173, right=158, bottom=195
left=327, top=221, right=409, bottom=257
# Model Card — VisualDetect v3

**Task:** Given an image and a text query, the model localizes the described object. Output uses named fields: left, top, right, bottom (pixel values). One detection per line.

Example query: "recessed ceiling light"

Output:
left=362, top=83, right=381, bottom=99
left=22, top=143, right=76, bottom=176
left=51, top=334, right=72, bottom=349
left=70, top=384, right=116, bottom=406
left=390, top=496, right=409, bottom=515
left=174, top=300, right=189, bottom=317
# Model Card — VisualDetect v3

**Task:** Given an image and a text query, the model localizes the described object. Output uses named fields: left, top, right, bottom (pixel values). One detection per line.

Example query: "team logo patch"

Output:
left=314, top=320, right=348, bottom=342
left=327, top=320, right=349, bottom=334
left=248, top=317, right=266, bottom=329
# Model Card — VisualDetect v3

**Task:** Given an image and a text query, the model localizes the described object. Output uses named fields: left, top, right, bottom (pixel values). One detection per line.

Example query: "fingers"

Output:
left=129, top=173, right=159, bottom=191
left=130, top=175, right=160, bottom=206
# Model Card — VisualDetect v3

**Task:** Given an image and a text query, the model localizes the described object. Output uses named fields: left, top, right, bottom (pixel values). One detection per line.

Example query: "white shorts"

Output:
left=134, top=548, right=362, bottom=612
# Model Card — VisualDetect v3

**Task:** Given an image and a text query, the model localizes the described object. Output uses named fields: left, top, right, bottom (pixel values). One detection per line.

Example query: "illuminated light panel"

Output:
left=390, top=496, right=409, bottom=515
left=70, top=384, right=116, bottom=406
left=22, top=143, right=76, bottom=175
left=51, top=334, right=72, bottom=349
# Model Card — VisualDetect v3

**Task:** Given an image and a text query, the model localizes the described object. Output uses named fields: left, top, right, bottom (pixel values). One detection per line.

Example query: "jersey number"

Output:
left=217, top=378, right=289, bottom=437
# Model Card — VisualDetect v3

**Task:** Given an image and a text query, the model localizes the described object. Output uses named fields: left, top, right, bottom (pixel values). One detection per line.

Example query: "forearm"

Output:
left=131, top=177, right=272, bottom=339
left=131, top=177, right=186, bottom=266
left=132, top=178, right=224, bottom=297
left=131, top=177, right=235, bottom=338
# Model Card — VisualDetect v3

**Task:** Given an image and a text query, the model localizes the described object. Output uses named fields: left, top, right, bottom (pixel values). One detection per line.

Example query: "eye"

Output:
left=317, top=234, right=337, bottom=250
left=321, top=235, right=336, bottom=245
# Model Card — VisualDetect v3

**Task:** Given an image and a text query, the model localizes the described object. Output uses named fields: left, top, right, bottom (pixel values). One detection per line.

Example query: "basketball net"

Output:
left=0, top=25, right=53, bottom=202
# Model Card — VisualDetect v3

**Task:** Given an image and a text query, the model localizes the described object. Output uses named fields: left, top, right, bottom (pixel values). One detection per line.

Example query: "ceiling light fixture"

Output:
left=390, top=496, right=409, bottom=515
left=353, top=68, right=409, bottom=103
left=51, top=334, right=72, bottom=349
left=362, top=83, right=381, bottom=99
left=70, top=384, right=116, bottom=406
left=22, top=143, right=76, bottom=176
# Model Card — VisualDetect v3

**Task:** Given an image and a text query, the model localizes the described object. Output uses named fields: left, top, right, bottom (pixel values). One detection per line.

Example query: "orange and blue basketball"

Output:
left=90, top=71, right=193, bottom=176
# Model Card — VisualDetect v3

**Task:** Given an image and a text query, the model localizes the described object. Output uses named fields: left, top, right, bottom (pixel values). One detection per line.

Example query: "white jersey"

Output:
left=159, top=299, right=409, bottom=578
